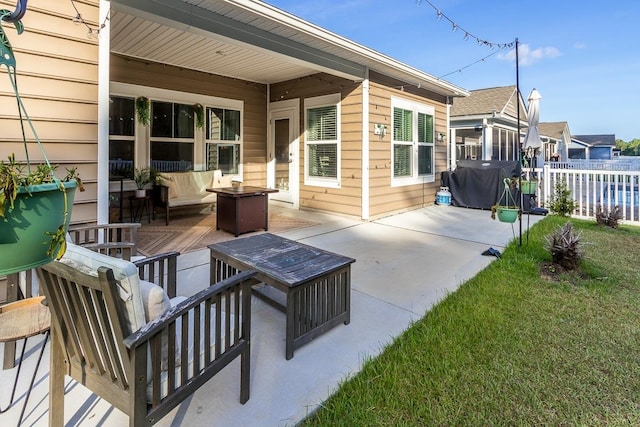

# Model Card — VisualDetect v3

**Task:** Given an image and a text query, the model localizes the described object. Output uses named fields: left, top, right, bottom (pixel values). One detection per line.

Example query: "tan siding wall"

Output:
left=368, top=74, right=449, bottom=219
left=110, top=55, right=268, bottom=187
left=270, top=74, right=362, bottom=217
left=0, top=0, right=99, bottom=223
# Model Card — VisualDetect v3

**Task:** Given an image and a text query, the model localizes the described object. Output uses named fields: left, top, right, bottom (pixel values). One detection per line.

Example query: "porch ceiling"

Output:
left=110, top=0, right=469, bottom=96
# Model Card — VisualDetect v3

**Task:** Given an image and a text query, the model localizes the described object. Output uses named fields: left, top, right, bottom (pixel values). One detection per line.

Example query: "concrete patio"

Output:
left=0, top=204, right=543, bottom=426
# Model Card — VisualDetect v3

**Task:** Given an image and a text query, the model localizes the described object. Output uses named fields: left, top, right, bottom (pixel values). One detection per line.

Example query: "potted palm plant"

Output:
left=0, top=3, right=83, bottom=275
left=134, top=167, right=151, bottom=197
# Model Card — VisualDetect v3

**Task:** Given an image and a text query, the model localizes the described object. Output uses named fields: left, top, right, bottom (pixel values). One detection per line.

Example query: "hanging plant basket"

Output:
left=520, top=180, right=538, bottom=195
left=0, top=180, right=77, bottom=275
left=0, top=4, right=83, bottom=274
left=194, top=103, right=204, bottom=129
left=496, top=206, right=519, bottom=223
left=135, top=96, right=151, bottom=126
left=491, top=178, right=521, bottom=223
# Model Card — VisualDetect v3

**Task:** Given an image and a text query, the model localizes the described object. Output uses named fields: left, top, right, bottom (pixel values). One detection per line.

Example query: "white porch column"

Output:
left=97, top=0, right=111, bottom=224
left=482, top=120, right=493, bottom=160
left=361, top=68, right=370, bottom=220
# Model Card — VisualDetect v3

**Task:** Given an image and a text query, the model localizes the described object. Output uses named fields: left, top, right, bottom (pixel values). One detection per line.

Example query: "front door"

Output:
left=268, top=99, right=299, bottom=206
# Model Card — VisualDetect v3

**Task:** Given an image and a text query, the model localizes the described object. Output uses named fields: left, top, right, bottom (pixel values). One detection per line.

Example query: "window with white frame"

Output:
left=205, top=107, right=241, bottom=174
left=304, top=94, right=340, bottom=187
left=392, top=98, right=435, bottom=184
left=150, top=101, right=194, bottom=172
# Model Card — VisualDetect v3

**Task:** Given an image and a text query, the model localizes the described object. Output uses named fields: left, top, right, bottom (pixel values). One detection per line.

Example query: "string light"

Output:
left=437, top=49, right=503, bottom=79
left=70, top=0, right=108, bottom=39
left=418, top=0, right=515, bottom=50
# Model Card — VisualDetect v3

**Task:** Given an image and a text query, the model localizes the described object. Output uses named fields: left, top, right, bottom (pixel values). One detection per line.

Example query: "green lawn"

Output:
left=301, top=216, right=640, bottom=426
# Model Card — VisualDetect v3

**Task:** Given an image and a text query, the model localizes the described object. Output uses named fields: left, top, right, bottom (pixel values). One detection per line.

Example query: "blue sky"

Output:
left=264, top=0, right=639, bottom=141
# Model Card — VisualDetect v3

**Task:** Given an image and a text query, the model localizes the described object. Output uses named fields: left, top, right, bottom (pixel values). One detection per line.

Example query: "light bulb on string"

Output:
left=72, top=13, right=82, bottom=25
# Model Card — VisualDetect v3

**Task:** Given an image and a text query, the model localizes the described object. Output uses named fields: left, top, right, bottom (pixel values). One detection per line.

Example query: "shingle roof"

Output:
left=450, top=85, right=517, bottom=117
left=572, top=134, right=616, bottom=147
left=539, top=122, right=568, bottom=139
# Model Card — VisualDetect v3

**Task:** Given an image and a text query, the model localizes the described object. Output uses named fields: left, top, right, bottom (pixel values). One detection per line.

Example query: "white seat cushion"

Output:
left=61, top=243, right=147, bottom=335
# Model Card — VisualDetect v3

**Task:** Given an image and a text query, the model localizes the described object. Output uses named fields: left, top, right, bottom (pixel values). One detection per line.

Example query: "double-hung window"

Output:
left=304, top=94, right=340, bottom=188
left=392, top=98, right=435, bottom=185
left=150, top=101, right=194, bottom=172
left=205, top=107, right=241, bottom=175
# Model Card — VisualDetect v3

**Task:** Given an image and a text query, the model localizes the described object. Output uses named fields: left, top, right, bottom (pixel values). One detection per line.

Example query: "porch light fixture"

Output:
left=437, top=132, right=446, bottom=143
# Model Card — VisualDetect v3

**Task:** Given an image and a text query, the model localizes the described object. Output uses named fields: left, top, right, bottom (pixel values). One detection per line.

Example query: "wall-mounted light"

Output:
left=437, top=132, right=446, bottom=143
left=374, top=123, right=387, bottom=139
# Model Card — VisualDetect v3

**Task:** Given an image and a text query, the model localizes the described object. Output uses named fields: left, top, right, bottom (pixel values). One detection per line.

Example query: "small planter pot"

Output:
left=0, top=181, right=77, bottom=275
left=135, top=189, right=146, bottom=198
left=496, top=206, right=519, bottom=223
left=520, top=181, right=538, bottom=195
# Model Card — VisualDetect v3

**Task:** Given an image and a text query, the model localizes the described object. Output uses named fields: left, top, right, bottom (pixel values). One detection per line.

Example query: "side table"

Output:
left=0, top=296, right=51, bottom=425
left=128, top=195, right=152, bottom=223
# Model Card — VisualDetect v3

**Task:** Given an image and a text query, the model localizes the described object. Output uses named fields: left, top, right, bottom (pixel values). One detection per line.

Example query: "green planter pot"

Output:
left=0, top=180, right=77, bottom=275
left=496, top=206, right=519, bottom=223
left=520, top=180, right=538, bottom=195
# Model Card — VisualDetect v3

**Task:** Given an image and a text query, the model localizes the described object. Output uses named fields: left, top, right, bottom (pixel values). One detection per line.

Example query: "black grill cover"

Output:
left=441, top=160, right=521, bottom=209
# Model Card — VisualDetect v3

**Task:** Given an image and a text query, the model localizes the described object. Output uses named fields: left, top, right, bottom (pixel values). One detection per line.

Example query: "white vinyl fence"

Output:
left=534, top=162, right=640, bottom=224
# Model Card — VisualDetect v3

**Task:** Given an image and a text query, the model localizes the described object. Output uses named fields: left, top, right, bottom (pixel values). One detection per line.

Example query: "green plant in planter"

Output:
left=491, top=178, right=520, bottom=223
left=133, top=167, right=152, bottom=190
left=0, top=154, right=85, bottom=272
left=0, top=6, right=84, bottom=274
left=135, top=96, right=150, bottom=126
left=194, top=103, right=204, bottom=129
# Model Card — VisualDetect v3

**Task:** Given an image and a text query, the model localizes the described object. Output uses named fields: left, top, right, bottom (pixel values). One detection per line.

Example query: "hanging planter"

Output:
left=520, top=180, right=539, bottom=195
left=194, top=103, right=204, bottom=129
left=491, top=178, right=520, bottom=223
left=135, top=96, right=151, bottom=126
left=0, top=179, right=78, bottom=275
left=0, top=4, right=83, bottom=275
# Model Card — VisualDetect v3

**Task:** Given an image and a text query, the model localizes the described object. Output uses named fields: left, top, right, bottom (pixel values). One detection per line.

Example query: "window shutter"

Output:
left=393, top=144, right=412, bottom=177
left=393, top=108, right=413, bottom=142
left=418, top=112, right=433, bottom=143
left=307, top=106, right=337, bottom=141
left=308, top=144, right=337, bottom=178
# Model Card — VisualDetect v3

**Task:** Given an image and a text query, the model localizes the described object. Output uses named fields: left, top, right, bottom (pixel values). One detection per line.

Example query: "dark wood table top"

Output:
left=206, top=186, right=279, bottom=196
left=209, top=233, right=355, bottom=287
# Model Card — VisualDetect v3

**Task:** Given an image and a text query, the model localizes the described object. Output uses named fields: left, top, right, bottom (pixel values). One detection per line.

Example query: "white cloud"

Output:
left=574, top=42, right=587, bottom=49
left=497, top=43, right=562, bottom=66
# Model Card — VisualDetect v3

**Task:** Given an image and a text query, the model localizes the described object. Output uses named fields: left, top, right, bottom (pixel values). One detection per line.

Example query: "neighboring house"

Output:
left=570, top=134, right=616, bottom=160
left=539, top=121, right=571, bottom=162
left=449, top=85, right=528, bottom=167
left=0, top=0, right=470, bottom=224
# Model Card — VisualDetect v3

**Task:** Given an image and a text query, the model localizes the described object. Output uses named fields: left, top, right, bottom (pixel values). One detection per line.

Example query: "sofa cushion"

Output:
left=192, top=170, right=215, bottom=192
left=139, top=280, right=171, bottom=322
left=159, top=175, right=178, bottom=199
left=211, top=170, right=233, bottom=188
left=167, top=193, right=217, bottom=208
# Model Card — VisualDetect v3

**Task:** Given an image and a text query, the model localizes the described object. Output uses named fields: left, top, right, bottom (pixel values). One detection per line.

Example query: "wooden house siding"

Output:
left=0, top=0, right=99, bottom=224
left=367, top=75, right=448, bottom=218
left=110, top=55, right=268, bottom=186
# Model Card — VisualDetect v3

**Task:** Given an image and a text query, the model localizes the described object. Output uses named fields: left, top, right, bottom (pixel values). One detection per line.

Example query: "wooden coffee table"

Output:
left=209, top=233, right=355, bottom=359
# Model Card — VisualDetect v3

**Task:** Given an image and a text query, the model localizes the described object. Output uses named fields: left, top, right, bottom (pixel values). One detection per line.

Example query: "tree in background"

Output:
left=616, top=138, right=640, bottom=156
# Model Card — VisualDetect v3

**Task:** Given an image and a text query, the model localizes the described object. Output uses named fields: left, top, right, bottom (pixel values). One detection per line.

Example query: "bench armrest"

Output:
left=134, top=251, right=180, bottom=298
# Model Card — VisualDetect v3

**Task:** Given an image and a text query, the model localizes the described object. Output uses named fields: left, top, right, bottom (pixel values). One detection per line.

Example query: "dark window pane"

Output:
left=207, top=108, right=240, bottom=141
left=151, top=142, right=194, bottom=172
left=175, top=103, right=194, bottom=138
left=151, top=101, right=172, bottom=137
left=109, top=140, right=134, bottom=178
left=109, top=97, right=134, bottom=136
left=393, top=144, right=411, bottom=177
left=418, top=145, right=433, bottom=175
